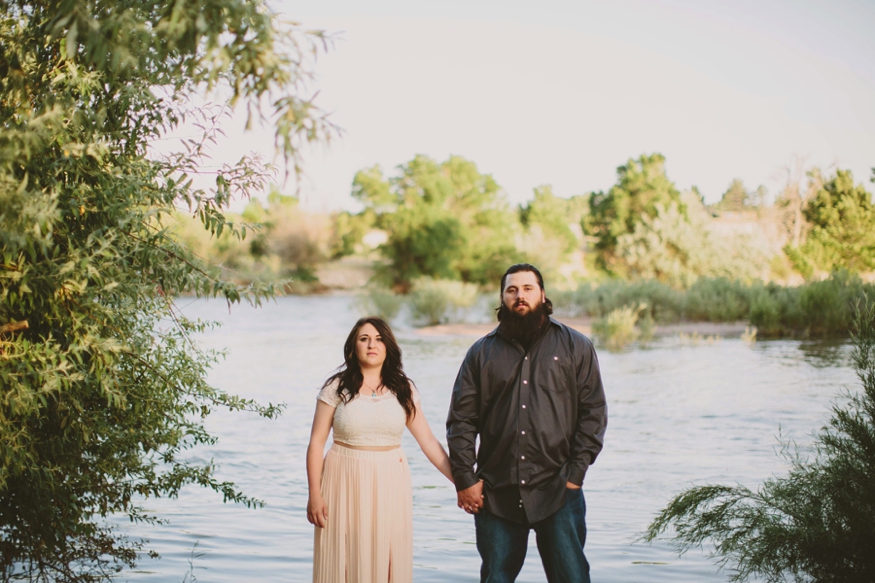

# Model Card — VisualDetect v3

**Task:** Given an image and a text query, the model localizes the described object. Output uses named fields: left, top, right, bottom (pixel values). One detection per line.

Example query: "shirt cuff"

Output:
left=566, top=464, right=588, bottom=486
left=453, top=471, right=480, bottom=492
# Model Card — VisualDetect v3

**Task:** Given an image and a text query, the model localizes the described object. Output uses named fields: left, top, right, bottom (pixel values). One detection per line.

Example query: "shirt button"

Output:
left=521, top=455, right=525, bottom=460
left=525, top=356, right=528, bottom=360
left=523, top=380, right=528, bottom=384
left=521, top=404, right=526, bottom=409
left=521, top=480, right=526, bottom=484
left=521, top=430, right=526, bottom=435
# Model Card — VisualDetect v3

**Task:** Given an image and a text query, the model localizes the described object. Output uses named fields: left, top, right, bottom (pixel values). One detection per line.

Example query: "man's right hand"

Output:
left=457, top=480, right=485, bottom=514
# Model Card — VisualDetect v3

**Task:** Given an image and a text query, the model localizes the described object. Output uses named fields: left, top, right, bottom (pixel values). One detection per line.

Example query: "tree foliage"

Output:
left=787, top=169, right=875, bottom=277
left=584, top=153, right=685, bottom=275
left=0, top=0, right=333, bottom=579
left=518, top=185, right=579, bottom=256
left=643, top=297, right=875, bottom=582
left=714, top=179, right=766, bottom=212
left=613, top=191, right=770, bottom=287
left=171, top=191, right=334, bottom=286
left=516, top=185, right=584, bottom=284
left=352, top=155, right=519, bottom=289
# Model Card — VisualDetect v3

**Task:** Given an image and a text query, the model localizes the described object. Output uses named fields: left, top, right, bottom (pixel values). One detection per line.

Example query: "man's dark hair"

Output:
left=496, top=263, right=553, bottom=319
left=500, top=263, right=546, bottom=294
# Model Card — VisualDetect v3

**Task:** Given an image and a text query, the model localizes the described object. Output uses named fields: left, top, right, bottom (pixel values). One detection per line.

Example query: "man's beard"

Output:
left=497, top=301, right=549, bottom=347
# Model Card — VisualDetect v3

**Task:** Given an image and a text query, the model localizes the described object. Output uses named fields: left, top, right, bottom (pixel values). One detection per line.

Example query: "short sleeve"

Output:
left=316, top=379, right=342, bottom=407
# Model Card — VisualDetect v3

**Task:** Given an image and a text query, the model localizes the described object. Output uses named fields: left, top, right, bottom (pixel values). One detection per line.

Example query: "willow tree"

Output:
left=0, top=0, right=334, bottom=580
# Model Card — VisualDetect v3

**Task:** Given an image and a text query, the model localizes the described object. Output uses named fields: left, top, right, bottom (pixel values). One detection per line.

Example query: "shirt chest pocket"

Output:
left=534, top=355, right=574, bottom=394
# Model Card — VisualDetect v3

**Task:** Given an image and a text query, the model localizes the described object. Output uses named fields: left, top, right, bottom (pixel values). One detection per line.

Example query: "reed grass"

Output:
left=555, top=271, right=875, bottom=337
left=592, top=305, right=644, bottom=350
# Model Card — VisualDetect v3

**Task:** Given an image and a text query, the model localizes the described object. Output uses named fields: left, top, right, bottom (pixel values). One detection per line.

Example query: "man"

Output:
left=446, top=263, right=607, bottom=583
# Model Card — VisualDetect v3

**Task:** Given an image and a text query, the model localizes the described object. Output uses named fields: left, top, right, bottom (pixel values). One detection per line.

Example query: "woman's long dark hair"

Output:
left=321, top=316, right=416, bottom=422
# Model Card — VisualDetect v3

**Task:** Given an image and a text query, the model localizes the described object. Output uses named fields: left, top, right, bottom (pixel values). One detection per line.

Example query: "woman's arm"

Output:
left=407, top=402, right=454, bottom=483
left=306, top=401, right=335, bottom=528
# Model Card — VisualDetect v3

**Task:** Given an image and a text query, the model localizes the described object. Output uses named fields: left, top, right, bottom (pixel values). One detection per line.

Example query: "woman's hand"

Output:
left=307, top=495, right=329, bottom=528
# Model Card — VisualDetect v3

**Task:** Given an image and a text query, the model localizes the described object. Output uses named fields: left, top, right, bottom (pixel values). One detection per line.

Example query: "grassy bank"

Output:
left=553, top=271, right=875, bottom=338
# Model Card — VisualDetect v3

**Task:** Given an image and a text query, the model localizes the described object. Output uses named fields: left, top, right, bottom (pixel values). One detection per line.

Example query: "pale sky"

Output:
left=208, top=0, right=875, bottom=211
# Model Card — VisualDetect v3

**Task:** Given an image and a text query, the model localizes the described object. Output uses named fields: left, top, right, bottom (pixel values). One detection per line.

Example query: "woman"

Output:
left=306, top=316, right=454, bottom=583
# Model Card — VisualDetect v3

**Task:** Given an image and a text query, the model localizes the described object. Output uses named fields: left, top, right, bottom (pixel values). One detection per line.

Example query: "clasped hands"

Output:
left=457, top=480, right=484, bottom=514
left=457, top=480, right=581, bottom=514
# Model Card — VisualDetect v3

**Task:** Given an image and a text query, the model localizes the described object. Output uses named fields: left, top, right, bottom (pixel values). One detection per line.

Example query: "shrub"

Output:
left=684, top=278, right=752, bottom=322
left=592, top=305, right=643, bottom=351
left=798, top=270, right=864, bottom=336
left=643, top=297, right=875, bottom=582
left=408, top=278, right=479, bottom=326
left=748, top=286, right=784, bottom=335
left=355, top=286, right=404, bottom=322
left=554, top=280, right=683, bottom=323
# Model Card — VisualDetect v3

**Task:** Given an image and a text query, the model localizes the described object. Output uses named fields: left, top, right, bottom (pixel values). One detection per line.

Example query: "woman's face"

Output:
left=355, top=322, right=386, bottom=371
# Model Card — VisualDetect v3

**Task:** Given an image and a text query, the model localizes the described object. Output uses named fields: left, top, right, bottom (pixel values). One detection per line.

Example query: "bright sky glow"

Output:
left=210, top=0, right=875, bottom=210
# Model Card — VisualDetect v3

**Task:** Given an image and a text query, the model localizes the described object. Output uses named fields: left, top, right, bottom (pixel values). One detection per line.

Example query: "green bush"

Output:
left=746, top=272, right=872, bottom=337
left=683, top=278, right=752, bottom=322
left=592, top=305, right=643, bottom=351
left=748, top=286, right=785, bottom=335
left=408, top=278, right=480, bottom=326
left=554, top=280, right=683, bottom=323
left=558, top=273, right=875, bottom=338
left=355, top=286, right=405, bottom=322
left=643, top=297, right=875, bottom=582
left=798, top=271, right=864, bottom=335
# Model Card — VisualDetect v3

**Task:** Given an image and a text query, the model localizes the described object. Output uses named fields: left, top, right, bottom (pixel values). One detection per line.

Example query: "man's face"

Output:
left=502, top=271, right=545, bottom=316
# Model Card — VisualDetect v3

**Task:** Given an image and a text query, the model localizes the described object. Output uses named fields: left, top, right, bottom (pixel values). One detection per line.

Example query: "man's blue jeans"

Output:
left=474, top=488, right=591, bottom=583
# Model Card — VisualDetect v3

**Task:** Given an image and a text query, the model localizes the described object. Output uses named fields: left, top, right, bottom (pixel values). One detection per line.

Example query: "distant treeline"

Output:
left=173, top=152, right=874, bottom=289
left=171, top=152, right=875, bottom=327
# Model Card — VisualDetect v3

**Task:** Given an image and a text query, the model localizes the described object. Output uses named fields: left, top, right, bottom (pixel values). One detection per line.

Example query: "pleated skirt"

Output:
left=313, top=443, right=413, bottom=583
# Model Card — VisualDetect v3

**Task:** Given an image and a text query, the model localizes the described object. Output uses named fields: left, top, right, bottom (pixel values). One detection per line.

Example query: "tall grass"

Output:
left=554, top=271, right=875, bottom=337
left=592, top=305, right=644, bottom=351
left=554, top=280, right=684, bottom=323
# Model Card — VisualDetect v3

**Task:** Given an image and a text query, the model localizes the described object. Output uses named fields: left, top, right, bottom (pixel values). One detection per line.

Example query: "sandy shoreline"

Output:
left=416, top=317, right=752, bottom=338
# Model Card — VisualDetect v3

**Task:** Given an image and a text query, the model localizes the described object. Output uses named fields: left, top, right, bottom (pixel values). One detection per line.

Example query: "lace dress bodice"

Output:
left=317, top=379, right=420, bottom=447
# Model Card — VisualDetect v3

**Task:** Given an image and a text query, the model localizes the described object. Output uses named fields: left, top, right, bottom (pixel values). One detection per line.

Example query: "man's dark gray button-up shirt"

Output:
left=446, top=317, right=607, bottom=524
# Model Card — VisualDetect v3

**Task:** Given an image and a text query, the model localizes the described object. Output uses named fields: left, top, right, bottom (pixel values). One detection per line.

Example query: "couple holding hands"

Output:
left=306, top=263, right=608, bottom=583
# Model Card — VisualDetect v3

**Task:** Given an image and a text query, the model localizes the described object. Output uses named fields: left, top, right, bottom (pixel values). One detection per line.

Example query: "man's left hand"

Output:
left=566, top=481, right=581, bottom=490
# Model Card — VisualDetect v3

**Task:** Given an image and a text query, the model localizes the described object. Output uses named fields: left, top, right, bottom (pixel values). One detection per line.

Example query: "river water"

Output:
left=120, top=295, right=856, bottom=582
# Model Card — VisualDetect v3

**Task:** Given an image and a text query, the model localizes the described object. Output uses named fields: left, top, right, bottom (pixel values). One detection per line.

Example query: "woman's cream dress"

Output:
left=313, top=381, right=419, bottom=583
